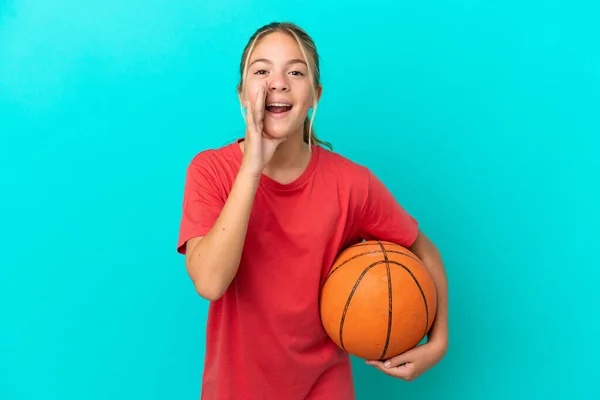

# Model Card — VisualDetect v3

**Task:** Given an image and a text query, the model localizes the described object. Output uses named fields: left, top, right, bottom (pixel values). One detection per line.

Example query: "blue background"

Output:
left=1, top=0, right=599, bottom=398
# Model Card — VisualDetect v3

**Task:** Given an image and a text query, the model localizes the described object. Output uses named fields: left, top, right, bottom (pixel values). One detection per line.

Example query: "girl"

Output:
left=177, top=22, right=448, bottom=400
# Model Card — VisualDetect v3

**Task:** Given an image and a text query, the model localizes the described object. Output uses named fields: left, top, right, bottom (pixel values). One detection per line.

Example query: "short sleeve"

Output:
left=176, top=155, right=225, bottom=254
left=357, top=168, right=419, bottom=247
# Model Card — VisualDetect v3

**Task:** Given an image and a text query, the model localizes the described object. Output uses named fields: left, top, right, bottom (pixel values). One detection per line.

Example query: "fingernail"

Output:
left=384, top=361, right=391, bottom=368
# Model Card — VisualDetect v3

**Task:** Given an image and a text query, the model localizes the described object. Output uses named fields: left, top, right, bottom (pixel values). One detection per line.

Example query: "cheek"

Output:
left=296, top=86, right=315, bottom=109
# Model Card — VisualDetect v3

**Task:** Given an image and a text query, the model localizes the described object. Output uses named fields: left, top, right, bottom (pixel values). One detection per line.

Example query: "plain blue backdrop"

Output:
left=1, top=0, right=599, bottom=399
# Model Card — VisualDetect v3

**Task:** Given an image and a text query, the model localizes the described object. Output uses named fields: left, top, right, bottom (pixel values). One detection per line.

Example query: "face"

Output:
left=240, top=31, right=321, bottom=140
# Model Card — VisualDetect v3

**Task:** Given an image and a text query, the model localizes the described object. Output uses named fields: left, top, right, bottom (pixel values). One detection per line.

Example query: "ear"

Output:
left=237, top=84, right=244, bottom=106
left=315, top=84, right=323, bottom=103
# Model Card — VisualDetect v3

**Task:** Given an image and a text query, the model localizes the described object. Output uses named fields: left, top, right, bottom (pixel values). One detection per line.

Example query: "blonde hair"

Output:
left=237, top=22, right=332, bottom=150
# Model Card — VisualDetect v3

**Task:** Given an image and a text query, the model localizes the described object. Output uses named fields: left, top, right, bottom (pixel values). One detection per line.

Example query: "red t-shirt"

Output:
left=177, top=139, right=419, bottom=400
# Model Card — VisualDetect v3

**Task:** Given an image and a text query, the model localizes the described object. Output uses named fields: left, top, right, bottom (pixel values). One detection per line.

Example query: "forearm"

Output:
left=186, top=167, right=260, bottom=300
left=410, top=232, right=449, bottom=348
left=422, top=248, right=449, bottom=347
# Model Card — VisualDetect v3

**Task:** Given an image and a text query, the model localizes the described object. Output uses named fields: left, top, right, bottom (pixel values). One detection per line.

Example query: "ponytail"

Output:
left=303, top=116, right=332, bottom=150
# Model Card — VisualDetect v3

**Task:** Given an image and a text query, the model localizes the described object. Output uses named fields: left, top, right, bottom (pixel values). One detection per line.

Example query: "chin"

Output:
left=264, top=122, right=301, bottom=140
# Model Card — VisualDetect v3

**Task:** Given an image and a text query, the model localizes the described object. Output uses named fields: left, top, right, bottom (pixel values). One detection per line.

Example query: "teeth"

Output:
left=267, top=103, right=292, bottom=107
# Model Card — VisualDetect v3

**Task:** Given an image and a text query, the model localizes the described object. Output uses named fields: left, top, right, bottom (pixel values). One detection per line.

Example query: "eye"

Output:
left=254, top=69, right=268, bottom=75
left=289, top=71, right=305, bottom=76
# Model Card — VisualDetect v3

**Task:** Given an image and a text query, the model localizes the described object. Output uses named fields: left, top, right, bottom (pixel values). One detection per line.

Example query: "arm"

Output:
left=358, top=171, right=448, bottom=347
left=366, top=229, right=448, bottom=380
left=408, top=229, right=449, bottom=351
left=180, top=83, right=284, bottom=301
left=356, top=168, right=449, bottom=379
left=184, top=167, right=260, bottom=301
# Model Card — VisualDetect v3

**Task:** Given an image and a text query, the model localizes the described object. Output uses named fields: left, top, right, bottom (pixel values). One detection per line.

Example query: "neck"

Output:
left=267, top=133, right=310, bottom=172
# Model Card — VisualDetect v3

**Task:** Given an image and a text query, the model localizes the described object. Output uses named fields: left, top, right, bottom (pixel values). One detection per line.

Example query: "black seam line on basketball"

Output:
left=325, top=250, right=381, bottom=280
left=326, top=249, right=424, bottom=280
left=388, top=261, right=430, bottom=340
left=352, top=241, right=409, bottom=250
left=338, top=260, right=388, bottom=352
left=349, top=242, right=382, bottom=248
left=376, top=240, right=393, bottom=361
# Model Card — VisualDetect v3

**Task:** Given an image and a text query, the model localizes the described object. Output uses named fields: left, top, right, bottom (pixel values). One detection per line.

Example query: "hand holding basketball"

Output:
left=365, top=338, right=447, bottom=381
left=241, top=83, right=286, bottom=177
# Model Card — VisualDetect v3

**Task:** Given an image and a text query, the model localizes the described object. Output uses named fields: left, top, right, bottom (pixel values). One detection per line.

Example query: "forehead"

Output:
left=249, top=31, right=305, bottom=62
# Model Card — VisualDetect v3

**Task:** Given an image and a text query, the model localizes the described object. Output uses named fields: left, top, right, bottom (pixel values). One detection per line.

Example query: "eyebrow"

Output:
left=249, top=58, right=307, bottom=67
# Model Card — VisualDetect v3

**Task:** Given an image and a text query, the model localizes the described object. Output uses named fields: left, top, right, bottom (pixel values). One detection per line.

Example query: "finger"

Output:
left=366, top=358, right=401, bottom=369
left=245, top=101, right=253, bottom=125
left=390, top=363, right=417, bottom=381
left=383, top=346, right=420, bottom=368
left=254, top=84, right=266, bottom=128
left=366, top=361, right=393, bottom=376
left=392, top=362, right=418, bottom=381
left=368, top=360, right=417, bottom=381
left=245, top=101, right=257, bottom=140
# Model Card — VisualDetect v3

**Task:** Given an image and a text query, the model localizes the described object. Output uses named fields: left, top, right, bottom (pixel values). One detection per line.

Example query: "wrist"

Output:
left=237, top=164, right=262, bottom=183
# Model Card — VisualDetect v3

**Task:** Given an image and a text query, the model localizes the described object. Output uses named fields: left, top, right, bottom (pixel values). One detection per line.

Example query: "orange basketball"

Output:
left=319, top=240, right=437, bottom=361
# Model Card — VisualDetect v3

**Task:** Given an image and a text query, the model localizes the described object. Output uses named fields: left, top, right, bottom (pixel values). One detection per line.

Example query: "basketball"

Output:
left=319, top=240, right=437, bottom=361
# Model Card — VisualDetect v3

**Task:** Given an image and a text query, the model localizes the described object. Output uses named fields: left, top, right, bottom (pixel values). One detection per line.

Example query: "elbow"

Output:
left=194, top=281, right=226, bottom=302
left=185, top=248, right=233, bottom=301
left=188, top=265, right=229, bottom=301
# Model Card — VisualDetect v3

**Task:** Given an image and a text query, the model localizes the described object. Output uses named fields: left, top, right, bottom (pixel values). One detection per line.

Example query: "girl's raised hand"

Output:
left=241, top=83, right=286, bottom=177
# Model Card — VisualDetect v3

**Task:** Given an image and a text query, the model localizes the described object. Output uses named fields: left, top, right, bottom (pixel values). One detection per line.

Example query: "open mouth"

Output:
left=266, top=103, right=293, bottom=114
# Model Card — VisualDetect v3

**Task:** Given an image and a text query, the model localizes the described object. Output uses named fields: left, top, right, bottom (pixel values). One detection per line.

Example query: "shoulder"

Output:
left=183, top=140, right=241, bottom=192
left=316, top=146, right=372, bottom=187
left=186, top=140, right=241, bottom=177
left=317, top=146, right=370, bottom=174
left=189, top=140, right=240, bottom=169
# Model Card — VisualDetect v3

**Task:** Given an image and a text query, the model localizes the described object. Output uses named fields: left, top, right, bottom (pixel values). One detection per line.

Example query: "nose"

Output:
left=268, top=71, right=289, bottom=92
